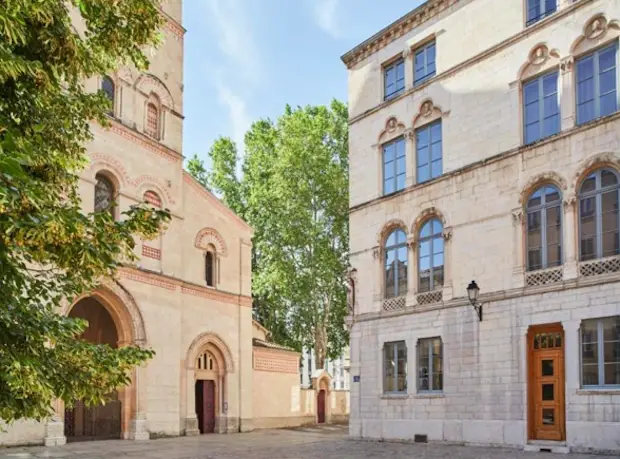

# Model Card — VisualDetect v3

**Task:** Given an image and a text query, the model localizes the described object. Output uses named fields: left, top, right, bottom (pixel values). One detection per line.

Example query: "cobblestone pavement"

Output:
left=1, top=426, right=618, bottom=459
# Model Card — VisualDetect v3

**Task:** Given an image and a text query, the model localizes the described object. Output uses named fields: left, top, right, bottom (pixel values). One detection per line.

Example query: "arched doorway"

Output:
left=317, top=390, right=326, bottom=424
left=64, top=297, right=122, bottom=442
left=194, top=351, right=218, bottom=433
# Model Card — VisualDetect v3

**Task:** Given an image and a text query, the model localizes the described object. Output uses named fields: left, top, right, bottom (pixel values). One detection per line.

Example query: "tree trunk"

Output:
left=315, top=324, right=327, bottom=370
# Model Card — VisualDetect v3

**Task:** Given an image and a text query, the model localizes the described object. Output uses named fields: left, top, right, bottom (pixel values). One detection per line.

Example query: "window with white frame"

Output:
left=414, top=41, right=436, bottom=86
left=384, top=58, right=405, bottom=101
left=526, top=0, right=557, bottom=26
left=526, top=185, right=562, bottom=271
left=576, top=42, right=618, bottom=126
left=383, top=341, right=407, bottom=394
left=384, top=229, right=408, bottom=298
left=581, top=317, right=620, bottom=388
left=382, top=137, right=406, bottom=195
left=578, top=168, right=620, bottom=261
left=418, top=337, right=443, bottom=392
left=418, top=219, right=444, bottom=293
left=416, top=120, right=442, bottom=183
left=523, top=71, right=560, bottom=144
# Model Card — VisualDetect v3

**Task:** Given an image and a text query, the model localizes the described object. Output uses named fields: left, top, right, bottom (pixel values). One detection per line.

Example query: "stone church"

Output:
left=0, top=0, right=256, bottom=446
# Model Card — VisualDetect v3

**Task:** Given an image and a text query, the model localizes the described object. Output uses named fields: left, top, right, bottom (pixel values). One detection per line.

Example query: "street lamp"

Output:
left=466, top=280, right=483, bottom=321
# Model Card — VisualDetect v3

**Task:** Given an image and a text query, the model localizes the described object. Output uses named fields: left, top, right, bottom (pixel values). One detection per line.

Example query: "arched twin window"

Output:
left=579, top=168, right=620, bottom=261
left=384, top=229, right=407, bottom=298
left=527, top=185, right=562, bottom=271
left=418, top=219, right=444, bottom=293
left=94, top=173, right=115, bottom=217
left=101, top=76, right=115, bottom=116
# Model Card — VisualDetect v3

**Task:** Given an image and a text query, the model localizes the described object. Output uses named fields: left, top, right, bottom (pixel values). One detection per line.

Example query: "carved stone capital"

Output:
left=563, top=195, right=577, bottom=211
left=372, top=246, right=380, bottom=260
left=442, top=227, right=453, bottom=242
left=407, top=236, right=417, bottom=251
left=512, top=208, right=523, bottom=225
left=560, top=56, right=574, bottom=74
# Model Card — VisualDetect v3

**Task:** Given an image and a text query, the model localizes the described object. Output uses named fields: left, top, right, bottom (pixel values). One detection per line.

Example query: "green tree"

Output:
left=186, top=154, right=210, bottom=190
left=0, top=0, right=169, bottom=423
left=188, top=101, right=349, bottom=368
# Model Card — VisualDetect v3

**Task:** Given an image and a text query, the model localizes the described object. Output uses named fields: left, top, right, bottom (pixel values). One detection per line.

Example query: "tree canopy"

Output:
left=189, top=101, right=349, bottom=368
left=0, top=0, right=169, bottom=423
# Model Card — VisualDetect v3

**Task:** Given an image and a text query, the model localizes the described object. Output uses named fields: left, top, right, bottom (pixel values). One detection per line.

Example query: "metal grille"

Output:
left=382, top=295, right=406, bottom=311
left=579, top=255, right=620, bottom=278
left=526, top=266, right=563, bottom=287
left=65, top=400, right=121, bottom=442
left=416, top=289, right=442, bottom=306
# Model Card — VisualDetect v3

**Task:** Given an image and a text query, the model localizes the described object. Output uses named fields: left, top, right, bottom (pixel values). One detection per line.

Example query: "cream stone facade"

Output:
left=0, top=0, right=256, bottom=446
left=344, top=0, right=620, bottom=453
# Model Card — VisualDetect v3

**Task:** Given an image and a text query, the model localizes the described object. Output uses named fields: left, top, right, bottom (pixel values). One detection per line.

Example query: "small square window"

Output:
left=418, top=337, right=443, bottom=392
left=414, top=41, right=436, bottom=86
left=581, top=317, right=620, bottom=388
left=576, top=42, right=618, bottom=126
left=384, top=58, right=405, bottom=101
left=526, top=0, right=557, bottom=26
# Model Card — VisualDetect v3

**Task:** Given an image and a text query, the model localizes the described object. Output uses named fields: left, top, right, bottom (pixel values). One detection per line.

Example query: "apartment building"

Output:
left=343, top=0, right=619, bottom=452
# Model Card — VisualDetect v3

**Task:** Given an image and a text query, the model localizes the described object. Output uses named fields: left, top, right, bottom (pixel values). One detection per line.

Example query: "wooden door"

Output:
left=203, top=380, right=216, bottom=433
left=528, top=325, right=565, bottom=441
left=317, top=390, right=326, bottom=424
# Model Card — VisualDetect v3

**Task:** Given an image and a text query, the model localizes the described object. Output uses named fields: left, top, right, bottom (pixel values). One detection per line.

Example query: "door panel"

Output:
left=317, top=390, right=326, bottom=424
left=528, top=325, right=565, bottom=441
left=203, top=380, right=216, bottom=433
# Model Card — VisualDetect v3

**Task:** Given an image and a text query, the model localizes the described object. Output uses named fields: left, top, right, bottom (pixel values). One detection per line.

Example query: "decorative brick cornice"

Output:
left=183, top=172, right=253, bottom=234
left=107, top=119, right=182, bottom=164
left=117, top=267, right=252, bottom=307
left=253, top=347, right=300, bottom=374
left=164, top=18, right=185, bottom=41
left=341, top=0, right=458, bottom=69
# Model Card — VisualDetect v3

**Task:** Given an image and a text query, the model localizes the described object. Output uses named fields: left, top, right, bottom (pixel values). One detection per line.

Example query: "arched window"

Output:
left=418, top=219, right=443, bottom=293
left=196, top=351, right=216, bottom=371
left=384, top=229, right=407, bottom=298
left=145, top=102, right=159, bottom=139
left=94, top=173, right=115, bottom=216
left=579, top=168, right=620, bottom=261
left=143, top=190, right=162, bottom=208
left=205, top=250, right=215, bottom=287
left=101, top=76, right=115, bottom=115
left=527, top=185, right=562, bottom=271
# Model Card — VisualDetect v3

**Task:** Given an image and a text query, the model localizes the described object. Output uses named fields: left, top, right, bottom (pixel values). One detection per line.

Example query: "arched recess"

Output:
left=411, top=206, right=448, bottom=237
left=570, top=14, right=620, bottom=57
left=412, top=99, right=447, bottom=129
left=376, top=218, right=408, bottom=246
left=572, top=152, right=620, bottom=194
left=87, top=156, right=130, bottom=189
left=517, top=43, right=561, bottom=82
left=519, top=171, right=568, bottom=206
left=134, top=73, right=175, bottom=111
left=184, top=333, right=235, bottom=435
left=195, top=227, right=228, bottom=257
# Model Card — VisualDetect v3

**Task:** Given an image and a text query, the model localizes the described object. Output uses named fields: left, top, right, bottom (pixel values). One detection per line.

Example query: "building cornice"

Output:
left=347, top=0, right=593, bottom=124
left=117, top=266, right=252, bottom=307
left=349, top=111, right=620, bottom=215
left=159, top=8, right=186, bottom=41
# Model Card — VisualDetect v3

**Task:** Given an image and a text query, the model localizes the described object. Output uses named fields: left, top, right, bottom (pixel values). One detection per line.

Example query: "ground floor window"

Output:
left=383, top=341, right=407, bottom=394
left=581, top=316, right=620, bottom=387
left=418, top=337, right=443, bottom=392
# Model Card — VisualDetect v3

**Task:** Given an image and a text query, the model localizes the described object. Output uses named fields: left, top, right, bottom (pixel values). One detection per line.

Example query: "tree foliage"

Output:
left=0, top=0, right=169, bottom=423
left=189, top=101, right=349, bottom=368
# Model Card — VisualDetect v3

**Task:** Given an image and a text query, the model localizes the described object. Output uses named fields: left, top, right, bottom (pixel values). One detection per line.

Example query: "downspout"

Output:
left=237, top=236, right=243, bottom=432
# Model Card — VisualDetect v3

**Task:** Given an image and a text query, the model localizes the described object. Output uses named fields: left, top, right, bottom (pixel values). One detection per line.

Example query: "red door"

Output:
left=195, top=380, right=216, bottom=434
left=317, top=390, right=326, bottom=424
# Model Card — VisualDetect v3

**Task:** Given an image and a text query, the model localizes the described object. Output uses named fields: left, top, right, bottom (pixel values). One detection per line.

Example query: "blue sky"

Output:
left=182, top=0, right=424, bottom=166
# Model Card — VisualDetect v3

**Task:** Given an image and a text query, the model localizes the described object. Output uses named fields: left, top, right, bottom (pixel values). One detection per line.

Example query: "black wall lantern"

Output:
left=466, top=280, right=483, bottom=321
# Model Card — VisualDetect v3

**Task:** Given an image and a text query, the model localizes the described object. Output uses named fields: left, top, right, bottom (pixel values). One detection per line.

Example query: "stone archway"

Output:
left=184, top=333, right=234, bottom=435
left=45, top=284, right=148, bottom=446
left=311, top=369, right=332, bottom=425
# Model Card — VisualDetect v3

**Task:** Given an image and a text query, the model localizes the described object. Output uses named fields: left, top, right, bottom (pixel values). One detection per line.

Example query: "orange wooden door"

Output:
left=317, top=390, right=326, bottom=424
left=528, top=325, right=565, bottom=441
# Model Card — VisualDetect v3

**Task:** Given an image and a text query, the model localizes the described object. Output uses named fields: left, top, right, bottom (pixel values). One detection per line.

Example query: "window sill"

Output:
left=381, top=393, right=408, bottom=400
left=414, top=392, right=445, bottom=399
left=576, top=389, right=620, bottom=396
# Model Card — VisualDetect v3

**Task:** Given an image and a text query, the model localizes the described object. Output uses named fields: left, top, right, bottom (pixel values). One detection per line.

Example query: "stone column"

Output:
left=407, top=236, right=417, bottom=306
left=511, top=208, right=526, bottom=288
left=405, top=129, right=416, bottom=188
left=563, top=196, right=579, bottom=280
left=128, top=362, right=150, bottom=440
left=560, top=56, right=575, bottom=131
left=442, top=226, right=454, bottom=301
left=44, top=400, right=66, bottom=446
left=184, top=371, right=200, bottom=436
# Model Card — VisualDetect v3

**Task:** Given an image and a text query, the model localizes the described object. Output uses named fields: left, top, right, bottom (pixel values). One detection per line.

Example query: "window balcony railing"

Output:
left=525, top=266, right=563, bottom=287
left=416, top=289, right=443, bottom=306
left=579, top=254, right=620, bottom=278
left=382, top=295, right=406, bottom=312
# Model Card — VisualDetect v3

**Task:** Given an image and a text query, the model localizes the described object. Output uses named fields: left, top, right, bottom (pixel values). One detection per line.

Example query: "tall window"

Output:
left=418, top=219, right=444, bottom=293
left=526, top=0, right=556, bottom=26
left=418, top=337, right=443, bottom=392
left=523, top=71, right=559, bottom=144
left=94, top=173, right=114, bottom=215
left=579, top=168, right=620, bottom=261
left=101, top=76, right=115, bottom=116
left=146, top=102, right=159, bottom=139
left=416, top=120, right=442, bottom=183
left=205, top=251, right=215, bottom=287
left=384, top=58, right=405, bottom=101
left=527, top=185, right=562, bottom=271
left=414, top=41, right=436, bottom=86
left=576, top=42, right=618, bottom=125
left=384, top=229, right=408, bottom=299
left=581, top=317, right=620, bottom=388
left=382, top=137, right=406, bottom=195
left=383, top=341, right=407, bottom=394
